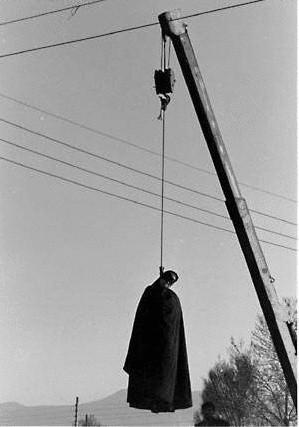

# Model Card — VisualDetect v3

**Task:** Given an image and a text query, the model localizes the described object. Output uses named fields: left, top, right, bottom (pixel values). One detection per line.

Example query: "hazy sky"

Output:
left=0, top=0, right=296, bottom=407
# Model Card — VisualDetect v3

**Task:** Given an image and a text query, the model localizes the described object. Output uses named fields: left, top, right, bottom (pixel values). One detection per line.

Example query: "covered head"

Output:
left=160, top=270, right=178, bottom=285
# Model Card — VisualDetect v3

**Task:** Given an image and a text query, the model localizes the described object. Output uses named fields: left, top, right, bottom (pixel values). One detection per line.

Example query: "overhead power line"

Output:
left=240, top=183, right=296, bottom=204
left=0, top=22, right=157, bottom=60
left=250, top=208, right=297, bottom=226
left=1, top=135, right=295, bottom=242
left=0, top=116, right=224, bottom=203
left=0, top=0, right=268, bottom=59
left=0, top=155, right=236, bottom=235
left=0, top=0, right=108, bottom=27
left=0, top=136, right=228, bottom=221
left=0, top=0, right=268, bottom=28
left=0, top=154, right=296, bottom=253
left=184, top=0, right=267, bottom=19
left=0, top=111, right=296, bottom=228
left=0, top=91, right=296, bottom=205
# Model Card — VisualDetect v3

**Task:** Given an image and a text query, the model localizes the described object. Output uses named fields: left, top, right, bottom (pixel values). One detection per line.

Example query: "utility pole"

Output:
left=158, top=9, right=297, bottom=408
left=74, top=397, right=79, bottom=427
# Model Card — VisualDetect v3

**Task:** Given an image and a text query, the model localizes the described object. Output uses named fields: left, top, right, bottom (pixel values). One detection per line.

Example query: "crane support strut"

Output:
left=158, top=10, right=297, bottom=408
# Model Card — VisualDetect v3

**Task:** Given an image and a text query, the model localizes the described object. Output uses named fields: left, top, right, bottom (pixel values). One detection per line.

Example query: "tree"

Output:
left=250, top=303, right=297, bottom=426
left=200, top=342, right=256, bottom=426
left=78, top=414, right=101, bottom=426
left=199, top=298, right=297, bottom=426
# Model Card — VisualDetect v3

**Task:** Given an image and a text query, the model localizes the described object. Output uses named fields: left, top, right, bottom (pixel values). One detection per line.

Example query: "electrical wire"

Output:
left=0, top=136, right=228, bottom=221
left=250, top=208, right=297, bottom=226
left=2, top=1, right=294, bottom=234
left=0, top=22, right=157, bottom=60
left=0, top=0, right=269, bottom=28
left=0, top=93, right=296, bottom=207
left=240, top=183, right=296, bottom=204
left=0, top=155, right=236, bottom=234
left=0, top=135, right=296, bottom=242
left=0, top=0, right=109, bottom=26
left=0, top=154, right=296, bottom=252
left=254, top=225, right=296, bottom=241
left=183, top=0, right=268, bottom=20
left=0, top=109, right=296, bottom=229
left=0, top=116, right=224, bottom=203
left=0, top=0, right=269, bottom=59
left=0, top=115, right=296, bottom=236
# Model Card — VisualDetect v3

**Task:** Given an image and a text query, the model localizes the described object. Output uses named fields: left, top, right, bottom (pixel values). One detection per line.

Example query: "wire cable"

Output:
left=0, top=154, right=295, bottom=252
left=0, top=22, right=157, bottom=60
left=0, top=0, right=109, bottom=27
left=1, top=116, right=296, bottom=234
left=0, top=0, right=269, bottom=59
left=0, top=136, right=228, bottom=220
left=0, top=0, right=268, bottom=28
left=250, top=208, right=297, bottom=226
left=0, top=135, right=295, bottom=242
left=184, top=0, right=268, bottom=20
left=0, top=108, right=296, bottom=229
left=0, top=115, right=296, bottom=236
left=0, top=155, right=235, bottom=234
left=0, top=116, right=224, bottom=202
left=0, top=92, right=296, bottom=207
left=241, top=183, right=296, bottom=204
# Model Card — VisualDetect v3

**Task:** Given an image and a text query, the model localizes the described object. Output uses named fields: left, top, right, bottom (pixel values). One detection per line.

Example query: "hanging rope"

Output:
left=154, top=36, right=175, bottom=276
left=160, top=100, right=166, bottom=276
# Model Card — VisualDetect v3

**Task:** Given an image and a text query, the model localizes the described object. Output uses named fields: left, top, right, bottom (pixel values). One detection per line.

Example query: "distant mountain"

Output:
left=0, top=390, right=201, bottom=426
left=0, top=402, right=24, bottom=411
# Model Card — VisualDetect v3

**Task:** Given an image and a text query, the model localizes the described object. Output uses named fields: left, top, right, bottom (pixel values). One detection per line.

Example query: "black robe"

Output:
left=123, top=282, right=192, bottom=412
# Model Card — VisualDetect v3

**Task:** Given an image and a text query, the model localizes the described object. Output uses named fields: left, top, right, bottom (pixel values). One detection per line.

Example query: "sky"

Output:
left=0, top=0, right=296, bottom=407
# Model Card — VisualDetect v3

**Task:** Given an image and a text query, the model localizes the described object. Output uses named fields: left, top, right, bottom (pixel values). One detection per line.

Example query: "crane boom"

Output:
left=158, top=10, right=297, bottom=407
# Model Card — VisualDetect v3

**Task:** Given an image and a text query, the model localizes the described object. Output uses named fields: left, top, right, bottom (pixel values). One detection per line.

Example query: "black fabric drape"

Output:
left=123, top=282, right=192, bottom=412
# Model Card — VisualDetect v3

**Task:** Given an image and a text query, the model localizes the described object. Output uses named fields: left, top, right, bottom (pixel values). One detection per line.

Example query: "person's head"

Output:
left=159, top=270, right=178, bottom=288
left=201, top=401, right=216, bottom=420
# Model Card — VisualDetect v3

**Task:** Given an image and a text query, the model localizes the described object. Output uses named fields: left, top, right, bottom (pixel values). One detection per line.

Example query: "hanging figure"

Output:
left=123, top=270, right=192, bottom=413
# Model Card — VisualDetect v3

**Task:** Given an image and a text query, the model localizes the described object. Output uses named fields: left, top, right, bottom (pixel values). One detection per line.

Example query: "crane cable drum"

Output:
left=154, top=35, right=175, bottom=277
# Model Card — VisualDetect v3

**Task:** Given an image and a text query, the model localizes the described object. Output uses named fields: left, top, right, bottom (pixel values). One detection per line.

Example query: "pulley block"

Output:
left=154, top=68, right=175, bottom=95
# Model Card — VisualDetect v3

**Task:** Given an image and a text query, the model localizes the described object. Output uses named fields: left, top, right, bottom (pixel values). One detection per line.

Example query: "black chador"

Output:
left=123, top=270, right=192, bottom=413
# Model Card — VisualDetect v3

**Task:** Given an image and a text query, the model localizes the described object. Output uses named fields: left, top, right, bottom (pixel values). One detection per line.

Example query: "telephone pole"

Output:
left=74, top=396, right=79, bottom=427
